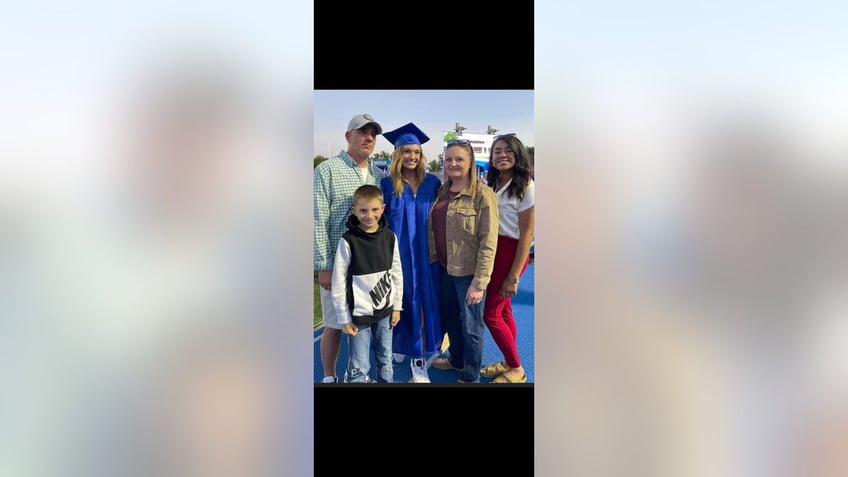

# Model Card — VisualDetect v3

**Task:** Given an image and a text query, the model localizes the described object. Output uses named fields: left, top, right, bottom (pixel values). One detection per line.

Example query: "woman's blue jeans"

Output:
left=439, top=267, right=484, bottom=383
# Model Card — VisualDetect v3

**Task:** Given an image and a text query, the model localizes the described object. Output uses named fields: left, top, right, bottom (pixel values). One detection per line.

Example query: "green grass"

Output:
left=314, top=272, right=322, bottom=328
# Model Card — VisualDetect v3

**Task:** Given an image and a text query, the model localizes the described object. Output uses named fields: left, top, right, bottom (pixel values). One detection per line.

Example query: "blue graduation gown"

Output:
left=381, top=174, right=443, bottom=357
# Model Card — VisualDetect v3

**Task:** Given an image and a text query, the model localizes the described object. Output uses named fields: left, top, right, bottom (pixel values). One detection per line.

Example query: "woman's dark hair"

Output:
left=486, top=134, right=532, bottom=201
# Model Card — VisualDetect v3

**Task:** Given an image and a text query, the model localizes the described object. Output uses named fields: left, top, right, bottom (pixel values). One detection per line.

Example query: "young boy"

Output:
left=331, top=184, right=402, bottom=383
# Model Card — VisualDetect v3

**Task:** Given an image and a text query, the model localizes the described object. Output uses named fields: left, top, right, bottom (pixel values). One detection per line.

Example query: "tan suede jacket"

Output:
left=428, top=182, right=499, bottom=290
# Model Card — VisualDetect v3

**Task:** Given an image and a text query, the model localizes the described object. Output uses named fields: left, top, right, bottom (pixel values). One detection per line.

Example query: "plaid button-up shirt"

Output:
left=313, top=150, right=383, bottom=271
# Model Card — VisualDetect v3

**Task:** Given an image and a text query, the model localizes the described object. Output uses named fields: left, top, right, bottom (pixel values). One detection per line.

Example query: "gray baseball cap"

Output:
left=347, top=113, right=382, bottom=134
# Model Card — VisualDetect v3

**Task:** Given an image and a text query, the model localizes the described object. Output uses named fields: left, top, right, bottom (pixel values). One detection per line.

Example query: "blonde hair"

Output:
left=387, top=145, right=427, bottom=197
left=436, top=142, right=480, bottom=200
left=352, top=184, right=384, bottom=205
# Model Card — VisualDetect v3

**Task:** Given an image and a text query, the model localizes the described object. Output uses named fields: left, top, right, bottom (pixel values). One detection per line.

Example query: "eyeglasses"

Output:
left=446, top=139, right=472, bottom=146
left=494, top=133, right=516, bottom=141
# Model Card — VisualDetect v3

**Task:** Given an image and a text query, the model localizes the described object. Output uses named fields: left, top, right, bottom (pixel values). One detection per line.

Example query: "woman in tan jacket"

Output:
left=429, top=139, right=499, bottom=383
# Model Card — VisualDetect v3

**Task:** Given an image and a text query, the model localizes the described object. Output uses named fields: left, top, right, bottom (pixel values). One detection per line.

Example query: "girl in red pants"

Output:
left=481, top=133, right=534, bottom=383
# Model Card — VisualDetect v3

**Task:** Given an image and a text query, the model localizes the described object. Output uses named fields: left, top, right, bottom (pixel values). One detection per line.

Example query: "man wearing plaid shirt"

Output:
left=315, top=113, right=385, bottom=383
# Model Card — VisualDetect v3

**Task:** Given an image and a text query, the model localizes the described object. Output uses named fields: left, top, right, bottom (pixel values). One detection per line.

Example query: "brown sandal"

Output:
left=480, top=361, right=508, bottom=378
left=492, top=367, right=527, bottom=383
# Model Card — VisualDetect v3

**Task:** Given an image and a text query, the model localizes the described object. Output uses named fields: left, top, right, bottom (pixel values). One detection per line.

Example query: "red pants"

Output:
left=483, top=234, right=529, bottom=368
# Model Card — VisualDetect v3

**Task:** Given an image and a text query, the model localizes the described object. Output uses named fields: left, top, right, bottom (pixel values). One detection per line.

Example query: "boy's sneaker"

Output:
left=343, top=372, right=377, bottom=383
left=392, top=353, right=405, bottom=364
left=321, top=376, right=337, bottom=383
left=409, top=358, right=431, bottom=383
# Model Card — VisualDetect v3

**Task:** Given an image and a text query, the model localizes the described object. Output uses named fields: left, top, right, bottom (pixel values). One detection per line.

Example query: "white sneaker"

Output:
left=343, top=371, right=376, bottom=383
left=393, top=353, right=405, bottom=364
left=409, top=358, right=431, bottom=383
left=321, top=376, right=337, bottom=383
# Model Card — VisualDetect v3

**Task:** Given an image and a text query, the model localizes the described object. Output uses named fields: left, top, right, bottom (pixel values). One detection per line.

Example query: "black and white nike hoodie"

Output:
left=331, top=213, right=403, bottom=327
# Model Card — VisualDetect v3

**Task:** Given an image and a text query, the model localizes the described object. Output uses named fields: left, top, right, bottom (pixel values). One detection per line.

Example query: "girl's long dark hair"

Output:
left=486, top=135, right=532, bottom=201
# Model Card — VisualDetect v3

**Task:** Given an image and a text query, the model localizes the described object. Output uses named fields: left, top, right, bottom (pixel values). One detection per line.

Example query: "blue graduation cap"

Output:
left=383, top=122, right=430, bottom=148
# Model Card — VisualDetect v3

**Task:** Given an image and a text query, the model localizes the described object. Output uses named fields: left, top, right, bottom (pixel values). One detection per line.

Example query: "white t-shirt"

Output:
left=495, top=178, right=534, bottom=239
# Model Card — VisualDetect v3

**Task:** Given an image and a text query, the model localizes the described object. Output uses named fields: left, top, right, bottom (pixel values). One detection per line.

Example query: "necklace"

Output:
left=404, top=174, right=421, bottom=195
left=497, top=174, right=512, bottom=192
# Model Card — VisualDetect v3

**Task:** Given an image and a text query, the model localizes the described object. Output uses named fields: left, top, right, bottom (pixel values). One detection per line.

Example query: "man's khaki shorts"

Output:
left=319, top=286, right=342, bottom=330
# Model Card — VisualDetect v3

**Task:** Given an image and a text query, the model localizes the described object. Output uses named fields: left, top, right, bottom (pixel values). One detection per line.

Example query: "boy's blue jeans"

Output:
left=346, top=317, right=393, bottom=383
left=439, top=267, right=485, bottom=383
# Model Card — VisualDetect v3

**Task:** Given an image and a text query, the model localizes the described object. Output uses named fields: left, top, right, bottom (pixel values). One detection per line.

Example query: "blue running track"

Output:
left=314, top=264, right=534, bottom=383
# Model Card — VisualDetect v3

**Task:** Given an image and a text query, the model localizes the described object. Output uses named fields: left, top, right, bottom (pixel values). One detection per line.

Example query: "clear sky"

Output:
left=313, top=90, right=534, bottom=164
